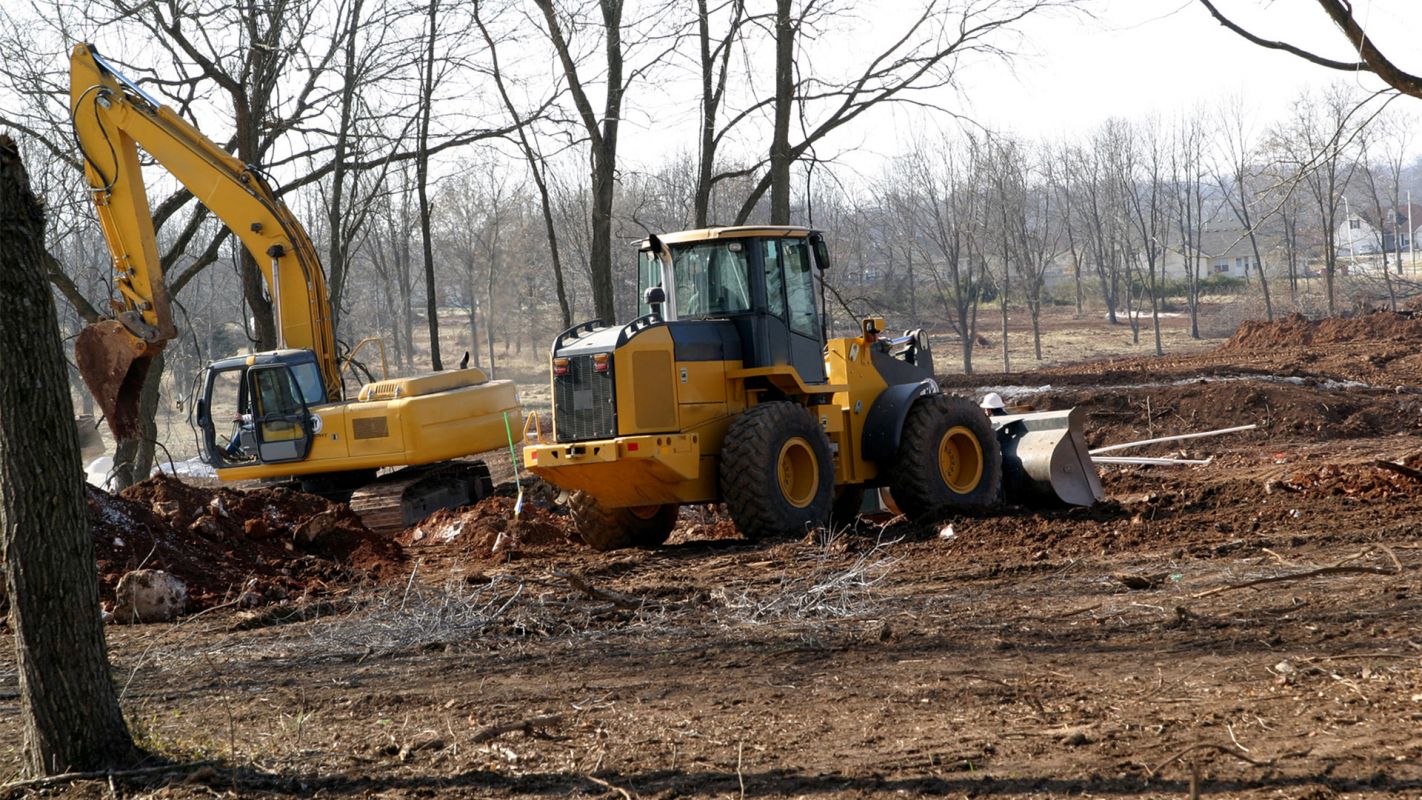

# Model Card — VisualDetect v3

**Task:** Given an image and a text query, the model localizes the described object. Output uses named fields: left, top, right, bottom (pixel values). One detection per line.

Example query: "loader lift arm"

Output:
left=70, top=42, right=339, bottom=437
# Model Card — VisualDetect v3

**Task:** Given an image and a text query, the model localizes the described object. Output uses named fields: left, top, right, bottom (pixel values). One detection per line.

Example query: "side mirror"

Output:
left=643, top=285, right=666, bottom=312
left=809, top=232, right=831, bottom=271
left=195, top=398, right=208, bottom=426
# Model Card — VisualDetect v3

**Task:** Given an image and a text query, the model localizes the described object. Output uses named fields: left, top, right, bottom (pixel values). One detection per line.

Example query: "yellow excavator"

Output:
left=524, top=226, right=1102, bottom=549
left=69, top=44, right=521, bottom=530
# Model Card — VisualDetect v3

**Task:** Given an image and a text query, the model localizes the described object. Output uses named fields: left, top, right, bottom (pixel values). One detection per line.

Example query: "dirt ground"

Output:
left=5, top=309, right=1422, bottom=797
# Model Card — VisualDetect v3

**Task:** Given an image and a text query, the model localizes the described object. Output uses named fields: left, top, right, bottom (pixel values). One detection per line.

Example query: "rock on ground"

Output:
left=110, top=569, right=187, bottom=624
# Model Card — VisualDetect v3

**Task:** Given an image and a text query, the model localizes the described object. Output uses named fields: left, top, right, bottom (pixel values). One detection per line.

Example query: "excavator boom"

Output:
left=69, top=43, right=339, bottom=438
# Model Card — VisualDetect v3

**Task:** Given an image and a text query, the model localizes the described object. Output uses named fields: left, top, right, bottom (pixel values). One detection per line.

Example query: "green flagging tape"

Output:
left=503, top=411, right=523, bottom=517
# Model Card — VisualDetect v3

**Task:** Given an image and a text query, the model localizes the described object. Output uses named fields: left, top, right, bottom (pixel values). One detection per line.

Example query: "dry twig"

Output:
left=555, top=571, right=643, bottom=609
left=1192, top=546, right=1403, bottom=598
left=583, top=773, right=637, bottom=799
left=0, top=760, right=217, bottom=794
left=470, top=714, right=564, bottom=744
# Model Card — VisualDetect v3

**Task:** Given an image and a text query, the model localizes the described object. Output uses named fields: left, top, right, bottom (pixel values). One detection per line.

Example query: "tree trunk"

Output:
left=0, top=135, right=137, bottom=777
left=418, top=0, right=444, bottom=370
left=769, top=0, right=794, bottom=224
left=111, top=352, right=164, bottom=490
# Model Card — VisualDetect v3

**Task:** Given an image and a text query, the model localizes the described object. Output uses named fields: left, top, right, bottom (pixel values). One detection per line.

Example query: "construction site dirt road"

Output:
left=2, top=310, right=1421, bottom=797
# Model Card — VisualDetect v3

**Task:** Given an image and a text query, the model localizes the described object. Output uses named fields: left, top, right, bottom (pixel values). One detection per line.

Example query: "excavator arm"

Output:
left=70, top=43, right=340, bottom=438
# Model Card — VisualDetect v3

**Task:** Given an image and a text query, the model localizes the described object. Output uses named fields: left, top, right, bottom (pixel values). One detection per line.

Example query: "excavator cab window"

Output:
left=247, top=365, right=312, bottom=463
left=199, top=367, right=255, bottom=466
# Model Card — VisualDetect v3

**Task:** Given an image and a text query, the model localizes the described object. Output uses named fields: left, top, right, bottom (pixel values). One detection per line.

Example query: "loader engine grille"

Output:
left=554, top=353, right=616, bottom=442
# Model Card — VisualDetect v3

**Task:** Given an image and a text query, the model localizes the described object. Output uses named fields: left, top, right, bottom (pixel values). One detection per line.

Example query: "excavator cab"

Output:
left=196, top=350, right=321, bottom=467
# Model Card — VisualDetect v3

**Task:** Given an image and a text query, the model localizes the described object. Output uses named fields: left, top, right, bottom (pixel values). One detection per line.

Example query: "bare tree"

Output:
left=1120, top=119, right=1169, bottom=356
left=474, top=3, right=574, bottom=326
left=900, top=138, right=987, bottom=373
left=0, top=134, right=137, bottom=777
left=1272, top=85, right=1362, bottom=315
left=1213, top=96, right=1275, bottom=322
left=1198, top=0, right=1422, bottom=98
left=534, top=0, right=675, bottom=324
left=735, top=0, right=1076, bottom=225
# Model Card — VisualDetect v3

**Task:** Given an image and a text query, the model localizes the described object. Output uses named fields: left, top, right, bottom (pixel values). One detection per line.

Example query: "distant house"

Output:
left=1375, top=204, right=1422, bottom=253
left=1161, top=222, right=1279, bottom=281
left=1335, top=211, right=1382, bottom=256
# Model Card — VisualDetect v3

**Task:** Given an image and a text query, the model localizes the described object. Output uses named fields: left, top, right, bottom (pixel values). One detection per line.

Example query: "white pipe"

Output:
left=1092, top=456, right=1212, bottom=466
left=1089, top=423, right=1257, bottom=455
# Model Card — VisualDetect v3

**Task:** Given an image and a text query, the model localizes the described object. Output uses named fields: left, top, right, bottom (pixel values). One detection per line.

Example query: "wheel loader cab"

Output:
left=196, top=349, right=323, bottom=468
left=636, top=229, right=828, bottom=384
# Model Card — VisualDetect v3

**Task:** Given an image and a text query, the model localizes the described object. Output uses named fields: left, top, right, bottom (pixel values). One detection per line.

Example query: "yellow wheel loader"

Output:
left=69, top=44, right=521, bottom=530
left=524, top=227, right=1102, bottom=550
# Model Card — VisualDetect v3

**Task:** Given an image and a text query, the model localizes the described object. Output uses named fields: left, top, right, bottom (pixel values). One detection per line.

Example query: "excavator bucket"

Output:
left=991, top=407, right=1104, bottom=508
left=75, top=320, right=155, bottom=441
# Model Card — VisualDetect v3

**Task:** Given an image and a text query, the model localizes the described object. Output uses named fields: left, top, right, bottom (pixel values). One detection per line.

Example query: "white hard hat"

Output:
left=980, top=392, right=1006, bottom=410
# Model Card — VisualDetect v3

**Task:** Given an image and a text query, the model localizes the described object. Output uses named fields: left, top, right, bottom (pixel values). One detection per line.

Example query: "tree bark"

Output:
left=0, top=134, right=137, bottom=776
left=418, top=0, right=444, bottom=370
left=769, top=0, right=794, bottom=224
left=111, top=352, right=164, bottom=491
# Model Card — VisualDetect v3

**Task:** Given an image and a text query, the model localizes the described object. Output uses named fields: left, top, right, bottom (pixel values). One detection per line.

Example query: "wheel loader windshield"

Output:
left=638, top=241, right=752, bottom=319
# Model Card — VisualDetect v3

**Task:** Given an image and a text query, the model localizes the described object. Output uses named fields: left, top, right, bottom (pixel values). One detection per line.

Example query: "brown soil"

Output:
left=88, top=475, right=404, bottom=609
left=5, top=309, right=1422, bottom=797
left=399, top=494, right=570, bottom=558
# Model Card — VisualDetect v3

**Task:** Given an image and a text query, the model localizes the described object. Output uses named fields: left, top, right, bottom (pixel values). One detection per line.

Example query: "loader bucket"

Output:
left=75, top=320, right=154, bottom=441
left=991, top=407, right=1103, bottom=508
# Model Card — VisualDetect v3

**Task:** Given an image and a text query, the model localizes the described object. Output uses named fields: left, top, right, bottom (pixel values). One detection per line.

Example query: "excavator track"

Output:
left=346, top=462, right=494, bottom=537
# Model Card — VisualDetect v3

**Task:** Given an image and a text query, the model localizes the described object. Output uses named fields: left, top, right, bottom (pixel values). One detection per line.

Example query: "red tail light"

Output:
left=552, top=357, right=570, bottom=377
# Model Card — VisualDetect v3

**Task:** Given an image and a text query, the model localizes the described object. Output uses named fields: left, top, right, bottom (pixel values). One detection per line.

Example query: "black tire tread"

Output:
left=569, top=491, right=678, bottom=551
left=887, top=394, right=1002, bottom=519
left=719, top=402, right=834, bottom=540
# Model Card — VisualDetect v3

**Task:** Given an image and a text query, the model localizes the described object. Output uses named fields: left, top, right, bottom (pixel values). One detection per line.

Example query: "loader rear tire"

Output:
left=887, top=394, right=1001, bottom=519
left=720, top=402, right=834, bottom=540
left=569, top=491, right=679, bottom=551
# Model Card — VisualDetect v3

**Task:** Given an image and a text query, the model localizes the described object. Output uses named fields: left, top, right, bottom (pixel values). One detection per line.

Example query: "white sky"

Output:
left=963, top=0, right=1417, bottom=138
left=611, top=0, right=1422, bottom=180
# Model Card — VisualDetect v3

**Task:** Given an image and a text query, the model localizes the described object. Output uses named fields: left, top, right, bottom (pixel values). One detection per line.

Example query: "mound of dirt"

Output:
left=401, top=495, right=571, bottom=558
left=88, top=475, right=404, bottom=610
left=1040, top=379, right=1422, bottom=448
left=1223, top=310, right=1422, bottom=351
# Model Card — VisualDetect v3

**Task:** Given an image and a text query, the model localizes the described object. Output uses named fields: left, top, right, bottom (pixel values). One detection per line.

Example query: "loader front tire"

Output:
left=569, top=491, right=679, bottom=551
left=720, top=402, right=834, bottom=540
left=887, top=394, right=1001, bottom=519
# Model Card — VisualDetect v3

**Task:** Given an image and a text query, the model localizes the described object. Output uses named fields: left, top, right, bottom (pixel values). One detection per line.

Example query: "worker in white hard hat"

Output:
left=980, top=392, right=1007, bottom=417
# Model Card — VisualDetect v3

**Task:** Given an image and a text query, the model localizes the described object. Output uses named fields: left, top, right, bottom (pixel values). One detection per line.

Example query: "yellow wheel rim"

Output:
left=776, top=437, right=820, bottom=509
left=938, top=426, right=984, bottom=494
left=628, top=505, right=660, bottom=520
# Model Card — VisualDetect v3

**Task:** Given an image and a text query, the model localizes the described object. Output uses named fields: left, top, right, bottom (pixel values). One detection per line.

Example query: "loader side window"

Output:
left=637, top=249, right=661, bottom=317
left=781, top=239, right=819, bottom=338
left=762, top=240, right=788, bottom=320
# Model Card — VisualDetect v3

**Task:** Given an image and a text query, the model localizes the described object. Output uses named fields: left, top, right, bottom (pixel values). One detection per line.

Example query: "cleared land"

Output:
left=3, top=306, right=1422, bottom=798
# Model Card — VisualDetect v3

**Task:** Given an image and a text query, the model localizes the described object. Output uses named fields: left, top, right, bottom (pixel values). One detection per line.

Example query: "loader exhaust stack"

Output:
left=75, top=319, right=159, bottom=441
